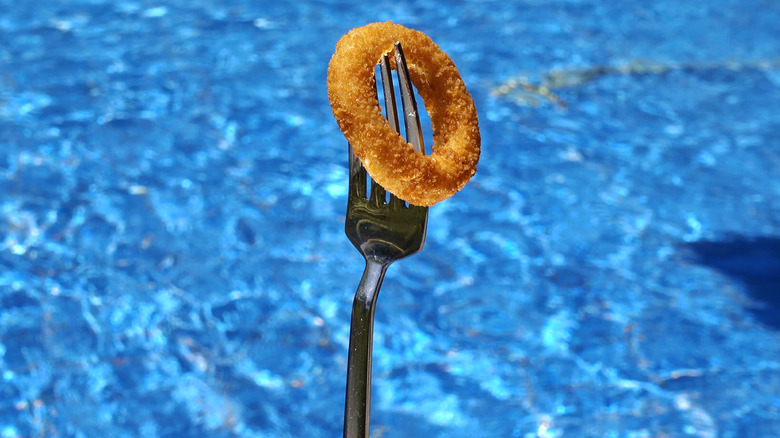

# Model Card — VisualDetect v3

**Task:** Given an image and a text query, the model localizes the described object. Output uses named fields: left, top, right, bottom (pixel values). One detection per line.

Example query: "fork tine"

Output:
left=393, top=42, right=425, bottom=155
left=348, top=142, right=367, bottom=199
left=379, top=53, right=400, bottom=133
left=369, top=181, right=386, bottom=205
left=389, top=42, right=425, bottom=208
left=367, top=53, right=398, bottom=205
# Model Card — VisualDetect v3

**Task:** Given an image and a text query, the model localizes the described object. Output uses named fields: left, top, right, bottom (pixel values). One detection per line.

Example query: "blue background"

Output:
left=1, top=0, right=780, bottom=437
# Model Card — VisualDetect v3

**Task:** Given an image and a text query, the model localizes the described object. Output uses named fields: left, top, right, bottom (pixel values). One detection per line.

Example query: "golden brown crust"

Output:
left=327, top=21, right=480, bottom=206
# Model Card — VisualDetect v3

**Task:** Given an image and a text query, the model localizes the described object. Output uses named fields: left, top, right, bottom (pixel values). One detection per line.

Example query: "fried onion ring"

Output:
left=327, top=21, right=480, bottom=206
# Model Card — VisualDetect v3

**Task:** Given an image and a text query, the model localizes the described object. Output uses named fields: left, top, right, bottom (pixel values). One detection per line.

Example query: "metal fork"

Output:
left=343, top=42, right=428, bottom=438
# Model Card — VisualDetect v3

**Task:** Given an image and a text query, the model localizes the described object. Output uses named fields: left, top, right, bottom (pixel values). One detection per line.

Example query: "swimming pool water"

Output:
left=2, top=0, right=780, bottom=437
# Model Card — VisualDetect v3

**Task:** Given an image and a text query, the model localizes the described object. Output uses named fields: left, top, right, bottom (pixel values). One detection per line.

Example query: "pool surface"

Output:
left=2, top=1, right=780, bottom=437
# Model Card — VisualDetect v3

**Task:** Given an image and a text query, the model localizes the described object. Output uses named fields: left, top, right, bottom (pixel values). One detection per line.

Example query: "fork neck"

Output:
left=355, top=258, right=388, bottom=309
left=343, top=257, right=389, bottom=438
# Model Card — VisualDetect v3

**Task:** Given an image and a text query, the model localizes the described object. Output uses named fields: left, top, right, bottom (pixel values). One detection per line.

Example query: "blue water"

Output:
left=2, top=1, right=780, bottom=437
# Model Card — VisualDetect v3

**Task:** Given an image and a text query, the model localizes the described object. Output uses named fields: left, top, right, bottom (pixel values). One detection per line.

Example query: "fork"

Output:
left=343, top=42, right=428, bottom=438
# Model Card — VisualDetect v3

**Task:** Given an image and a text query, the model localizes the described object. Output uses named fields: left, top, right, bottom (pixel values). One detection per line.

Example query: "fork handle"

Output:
left=344, top=258, right=388, bottom=438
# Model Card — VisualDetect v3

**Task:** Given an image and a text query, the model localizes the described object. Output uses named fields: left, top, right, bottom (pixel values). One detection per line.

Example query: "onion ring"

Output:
left=327, top=21, right=480, bottom=206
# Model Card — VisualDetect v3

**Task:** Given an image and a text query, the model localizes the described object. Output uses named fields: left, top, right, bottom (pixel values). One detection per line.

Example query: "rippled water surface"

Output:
left=2, top=1, right=780, bottom=437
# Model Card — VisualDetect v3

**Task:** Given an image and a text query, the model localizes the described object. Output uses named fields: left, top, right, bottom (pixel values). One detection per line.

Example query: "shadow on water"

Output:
left=688, top=236, right=780, bottom=329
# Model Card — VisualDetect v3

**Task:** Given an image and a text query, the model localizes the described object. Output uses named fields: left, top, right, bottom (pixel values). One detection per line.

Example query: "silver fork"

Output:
left=343, top=42, right=428, bottom=438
